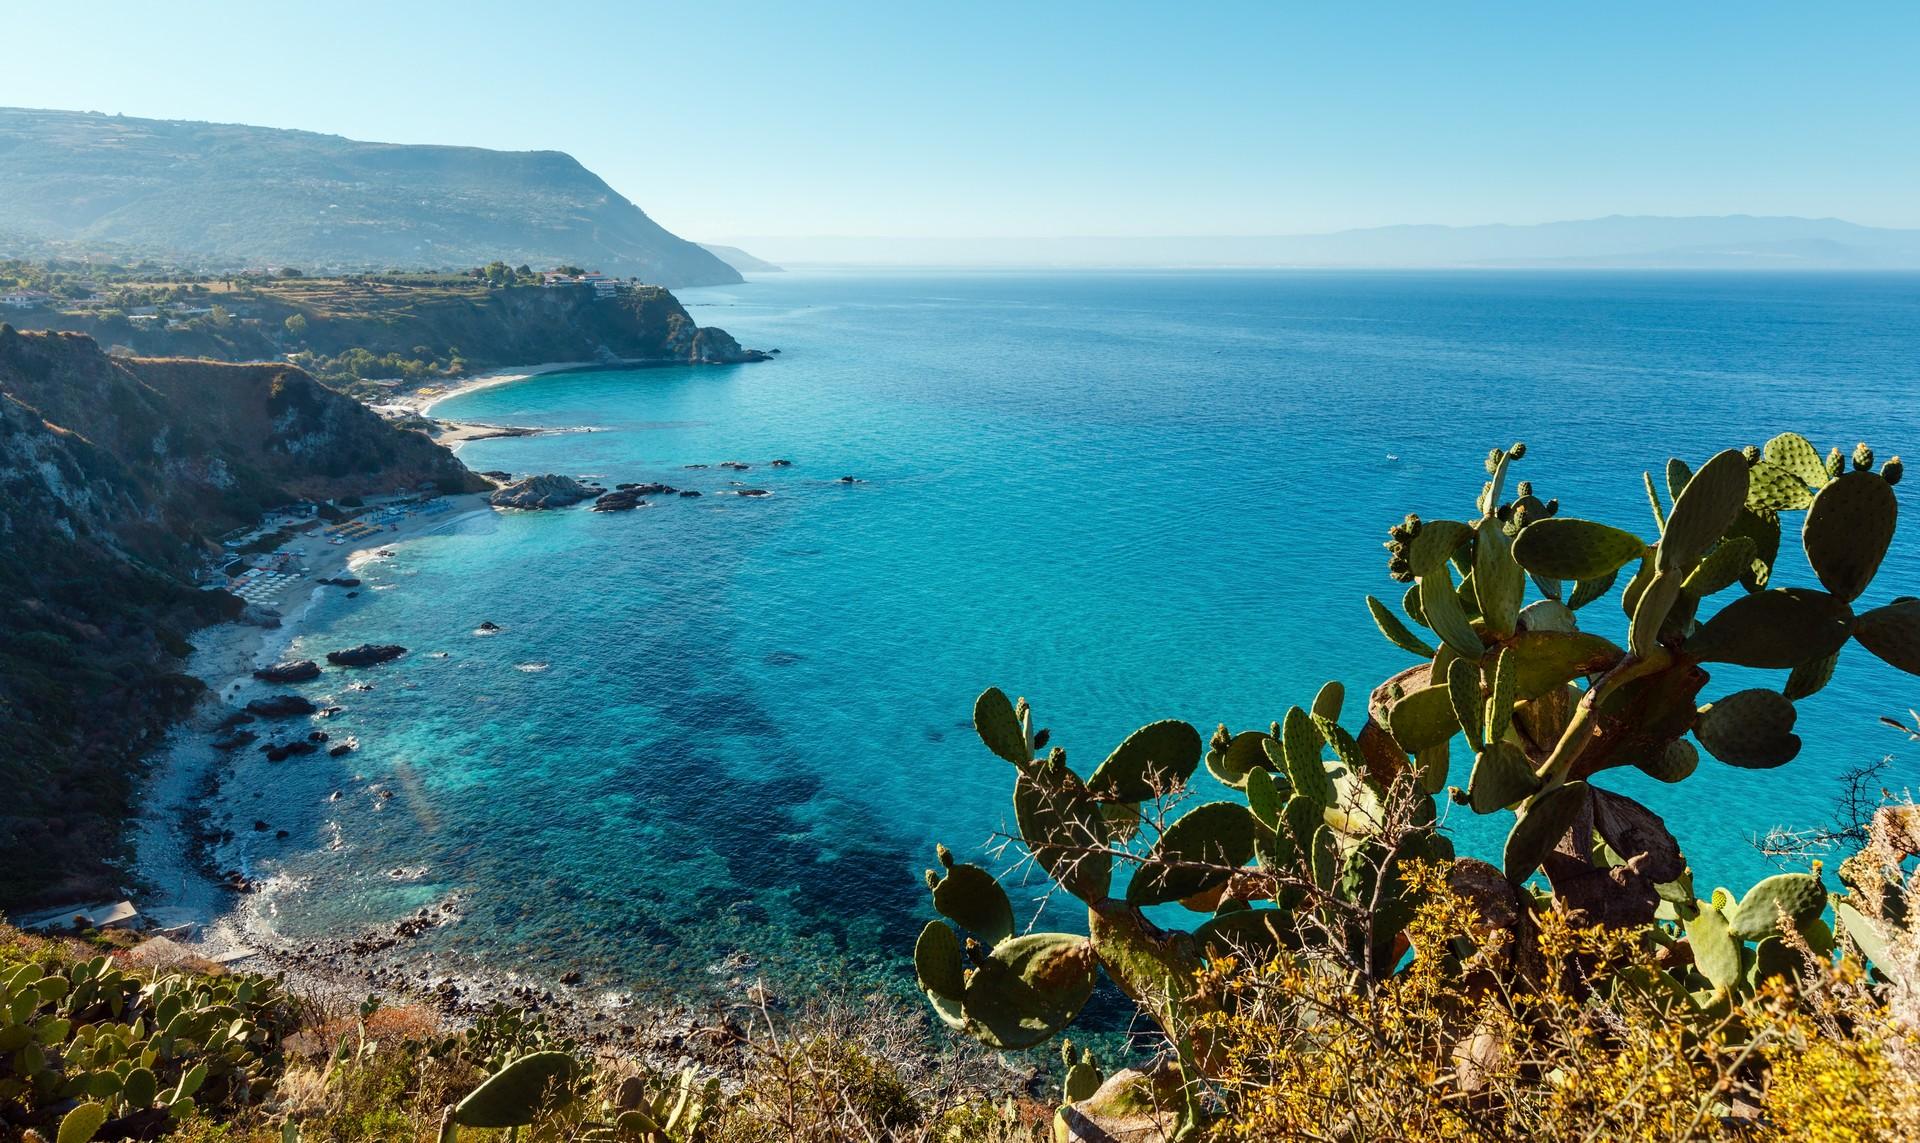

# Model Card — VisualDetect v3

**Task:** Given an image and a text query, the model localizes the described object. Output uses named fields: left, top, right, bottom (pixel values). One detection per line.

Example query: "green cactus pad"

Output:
left=1277, top=707, right=1338, bottom=806
left=1763, top=433, right=1831, bottom=489
left=1206, top=729, right=1275, bottom=789
left=1385, top=681, right=1459, bottom=754
left=1284, top=793, right=1324, bottom=854
left=1367, top=595, right=1437, bottom=658
left=1565, top=569, right=1618, bottom=611
left=1245, top=767, right=1284, bottom=832
left=1745, top=459, right=1815, bottom=512
left=930, top=857, right=1017, bottom=945
left=915, top=920, right=965, bottom=999
left=1681, top=537, right=1756, bottom=599
left=454, top=1051, right=578, bottom=1128
left=1853, top=598, right=1920, bottom=675
left=1419, top=567, right=1485, bottom=658
left=1446, top=659, right=1484, bottom=747
left=973, top=688, right=1031, bottom=767
left=1502, top=780, right=1588, bottom=882
left=1475, top=518, right=1526, bottom=638
left=1503, top=630, right=1623, bottom=700
left=1665, top=457, right=1693, bottom=503
left=1485, top=647, right=1517, bottom=744
left=1468, top=740, right=1539, bottom=814
left=1015, top=770, right=1112, bottom=902
left=123, top=1066, right=158, bottom=1109
left=1635, top=739, right=1699, bottom=783
left=1723, top=506, right=1781, bottom=590
left=1511, top=518, right=1648, bottom=581
left=1086, top=720, right=1202, bottom=803
left=1694, top=688, right=1801, bottom=769
left=1728, top=872, right=1825, bottom=940
left=1686, top=587, right=1853, bottom=668
left=1802, top=470, right=1897, bottom=602
left=1685, top=903, right=1742, bottom=992
left=1312, top=680, right=1345, bottom=723
left=58, top=1104, right=108, bottom=1143
left=1783, top=652, right=1839, bottom=701
left=1833, top=898, right=1893, bottom=971
left=1407, top=519, right=1474, bottom=577
left=1126, top=801, right=1257, bottom=907
left=1063, top=1057, right=1104, bottom=1104
left=960, top=933, right=1098, bottom=1050
left=1193, top=908, right=1292, bottom=963
left=1659, top=449, right=1750, bottom=574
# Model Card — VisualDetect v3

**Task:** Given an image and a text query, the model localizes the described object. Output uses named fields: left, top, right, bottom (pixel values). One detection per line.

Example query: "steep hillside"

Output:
left=0, top=327, right=483, bottom=905
left=0, top=107, right=742, bottom=287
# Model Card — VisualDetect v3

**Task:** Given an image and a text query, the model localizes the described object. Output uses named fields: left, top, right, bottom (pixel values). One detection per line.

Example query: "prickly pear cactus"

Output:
left=918, top=435, right=1915, bottom=1084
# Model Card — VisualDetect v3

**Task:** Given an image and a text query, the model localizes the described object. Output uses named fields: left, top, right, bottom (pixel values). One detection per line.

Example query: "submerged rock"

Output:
left=770, top=458, right=793, bottom=467
left=254, top=659, right=320, bottom=683
left=326, top=643, right=407, bottom=667
left=591, top=488, right=650, bottom=512
left=488, top=474, right=601, bottom=510
left=678, top=490, right=702, bottom=498
left=246, top=694, right=317, bottom=718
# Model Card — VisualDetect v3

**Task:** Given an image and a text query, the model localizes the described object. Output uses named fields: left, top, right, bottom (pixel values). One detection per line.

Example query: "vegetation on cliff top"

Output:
left=2, top=259, right=765, bottom=397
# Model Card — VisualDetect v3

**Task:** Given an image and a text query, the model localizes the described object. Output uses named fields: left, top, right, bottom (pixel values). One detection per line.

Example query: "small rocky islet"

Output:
left=481, top=458, right=851, bottom=513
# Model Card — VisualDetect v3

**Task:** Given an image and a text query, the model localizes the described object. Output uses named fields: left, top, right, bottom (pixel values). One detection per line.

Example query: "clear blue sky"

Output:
left=2, top=2, right=1915, bottom=240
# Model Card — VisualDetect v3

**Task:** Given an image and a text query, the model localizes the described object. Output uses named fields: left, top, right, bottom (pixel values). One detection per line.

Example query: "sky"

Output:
left=2, top=2, right=1916, bottom=243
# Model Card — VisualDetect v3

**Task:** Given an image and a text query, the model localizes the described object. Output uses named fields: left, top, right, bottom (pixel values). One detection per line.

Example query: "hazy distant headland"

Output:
left=727, top=215, right=1920, bottom=270
left=0, top=106, right=742, bottom=287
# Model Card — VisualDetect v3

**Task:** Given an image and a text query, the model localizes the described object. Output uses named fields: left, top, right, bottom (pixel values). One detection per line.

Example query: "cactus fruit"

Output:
left=1884, top=456, right=1904, bottom=486
left=1853, top=442, right=1875, bottom=471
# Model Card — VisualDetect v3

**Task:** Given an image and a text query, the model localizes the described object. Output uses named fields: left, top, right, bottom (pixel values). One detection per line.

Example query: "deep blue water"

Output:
left=226, top=270, right=1920, bottom=998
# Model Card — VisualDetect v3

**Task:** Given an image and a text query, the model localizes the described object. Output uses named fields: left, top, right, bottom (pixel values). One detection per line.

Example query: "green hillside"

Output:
left=0, top=107, right=743, bottom=287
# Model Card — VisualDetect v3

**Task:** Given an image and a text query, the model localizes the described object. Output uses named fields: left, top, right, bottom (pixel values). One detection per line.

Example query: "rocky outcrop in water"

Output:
left=489, top=474, right=601, bottom=510
left=326, top=644, right=407, bottom=667
left=592, top=488, right=650, bottom=512
left=254, top=660, right=321, bottom=683
left=246, top=695, right=318, bottom=718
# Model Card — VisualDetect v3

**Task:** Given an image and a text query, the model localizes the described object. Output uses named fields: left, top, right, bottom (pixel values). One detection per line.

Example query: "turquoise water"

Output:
left=234, top=270, right=1920, bottom=1000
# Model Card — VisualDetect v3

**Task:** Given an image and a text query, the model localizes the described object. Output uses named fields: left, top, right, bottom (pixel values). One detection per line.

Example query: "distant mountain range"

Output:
left=699, top=243, right=783, bottom=273
left=728, top=216, right=1920, bottom=270
left=0, top=107, right=741, bottom=287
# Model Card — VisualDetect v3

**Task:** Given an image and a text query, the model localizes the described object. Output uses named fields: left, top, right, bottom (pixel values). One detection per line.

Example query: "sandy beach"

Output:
left=129, top=494, right=495, bottom=989
left=379, top=360, right=592, bottom=447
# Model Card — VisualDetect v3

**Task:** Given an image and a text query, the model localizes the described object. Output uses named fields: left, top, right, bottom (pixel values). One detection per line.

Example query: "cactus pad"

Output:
left=1693, top=688, right=1801, bottom=769
left=1852, top=598, right=1920, bottom=675
left=1127, top=801, right=1257, bottom=906
left=915, top=920, right=965, bottom=999
left=1502, top=780, right=1588, bottom=882
left=1802, top=470, right=1897, bottom=602
left=1015, top=770, right=1112, bottom=902
left=1086, top=720, right=1202, bottom=803
left=1475, top=518, right=1526, bottom=637
left=1276, top=707, right=1338, bottom=806
left=1511, top=518, right=1647, bottom=581
left=1685, top=903, right=1742, bottom=992
left=1727, top=872, right=1825, bottom=940
left=974, top=688, right=1031, bottom=767
left=1686, top=587, right=1853, bottom=668
left=1385, top=681, right=1459, bottom=754
left=1634, top=739, right=1699, bottom=783
left=1419, top=566, right=1486, bottom=658
left=1659, top=449, right=1750, bottom=573
left=1468, top=740, right=1540, bottom=813
left=454, top=1051, right=578, bottom=1128
left=1408, top=519, right=1473, bottom=577
left=960, top=933, right=1099, bottom=1050
left=1745, top=459, right=1815, bottom=512
left=1367, top=595, right=1437, bottom=657
left=929, top=854, right=1017, bottom=945
left=1763, top=433, right=1831, bottom=489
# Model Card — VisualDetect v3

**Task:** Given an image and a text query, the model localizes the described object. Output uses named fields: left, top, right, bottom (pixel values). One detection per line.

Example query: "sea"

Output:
left=215, top=269, right=1920, bottom=1005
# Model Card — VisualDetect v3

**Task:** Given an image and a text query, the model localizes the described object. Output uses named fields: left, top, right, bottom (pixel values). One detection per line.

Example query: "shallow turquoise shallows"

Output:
left=241, top=269, right=1920, bottom=1003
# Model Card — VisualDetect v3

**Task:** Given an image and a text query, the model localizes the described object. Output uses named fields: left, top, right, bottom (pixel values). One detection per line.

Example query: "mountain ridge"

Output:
left=0, top=106, right=743, bottom=287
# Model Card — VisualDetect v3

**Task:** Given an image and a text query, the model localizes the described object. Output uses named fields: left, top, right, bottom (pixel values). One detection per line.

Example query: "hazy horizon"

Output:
left=2, top=3, right=1916, bottom=242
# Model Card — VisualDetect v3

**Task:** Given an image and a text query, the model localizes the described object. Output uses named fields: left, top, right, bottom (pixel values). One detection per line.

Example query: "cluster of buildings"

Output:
left=0, top=289, right=55, bottom=309
left=540, top=269, right=627, bottom=299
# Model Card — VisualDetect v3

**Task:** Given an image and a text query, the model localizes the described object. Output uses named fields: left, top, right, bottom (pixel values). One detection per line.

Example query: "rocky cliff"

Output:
left=0, top=327, right=483, bottom=905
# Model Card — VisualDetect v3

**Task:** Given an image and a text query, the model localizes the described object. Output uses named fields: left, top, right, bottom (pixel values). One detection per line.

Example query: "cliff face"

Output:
left=0, top=327, right=483, bottom=906
left=0, top=107, right=743, bottom=287
left=39, top=281, right=766, bottom=383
